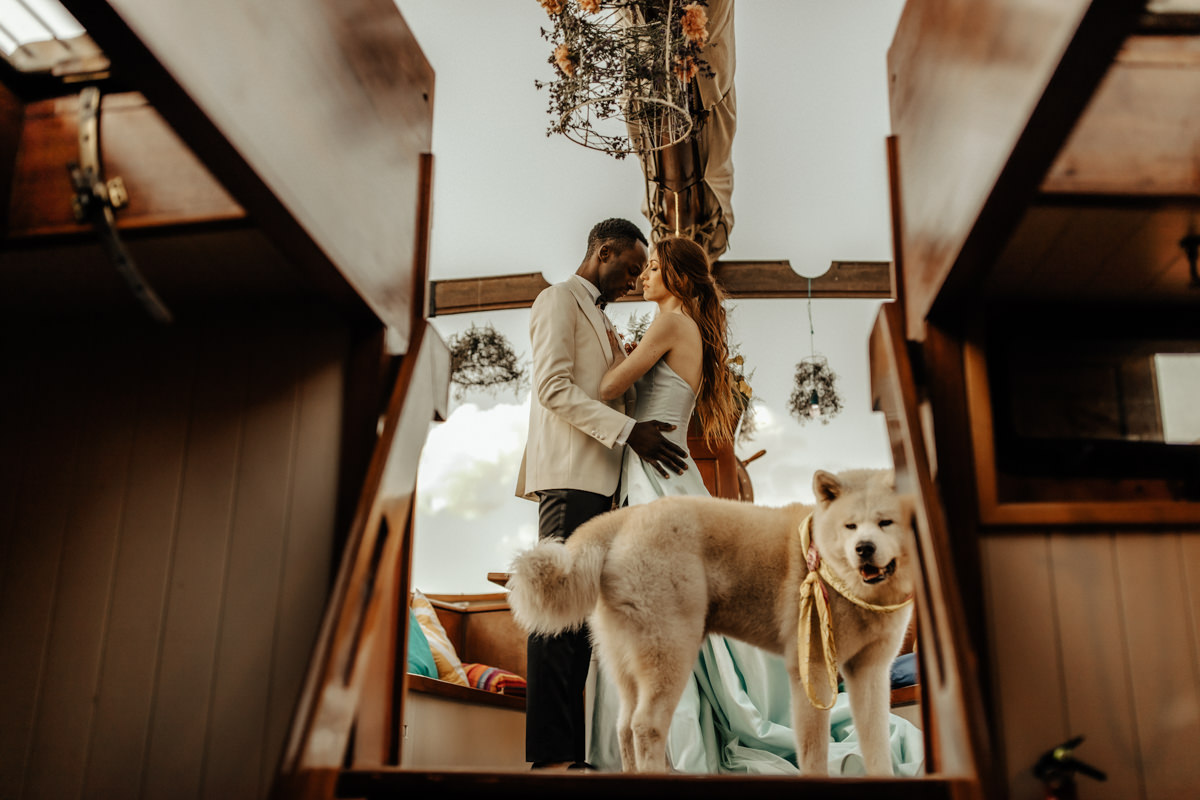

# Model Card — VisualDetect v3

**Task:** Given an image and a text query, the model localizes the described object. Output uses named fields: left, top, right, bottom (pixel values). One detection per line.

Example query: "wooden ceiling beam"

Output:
left=428, top=260, right=892, bottom=316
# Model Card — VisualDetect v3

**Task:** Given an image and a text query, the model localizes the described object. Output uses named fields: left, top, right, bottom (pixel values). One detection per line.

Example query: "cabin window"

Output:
left=969, top=306, right=1200, bottom=515
left=0, top=0, right=107, bottom=79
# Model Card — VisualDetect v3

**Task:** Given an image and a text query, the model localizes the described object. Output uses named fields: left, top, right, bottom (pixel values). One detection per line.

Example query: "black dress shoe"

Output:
left=568, top=762, right=598, bottom=772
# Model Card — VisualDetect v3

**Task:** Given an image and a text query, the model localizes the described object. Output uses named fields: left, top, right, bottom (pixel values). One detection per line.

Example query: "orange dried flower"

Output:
left=538, top=0, right=564, bottom=14
left=554, top=44, right=576, bottom=77
left=680, top=3, right=708, bottom=45
left=578, top=0, right=600, bottom=12
left=674, top=56, right=698, bottom=82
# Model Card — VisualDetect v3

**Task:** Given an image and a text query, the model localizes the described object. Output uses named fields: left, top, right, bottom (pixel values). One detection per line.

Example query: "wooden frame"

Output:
left=887, top=0, right=1145, bottom=340
left=963, top=329, right=1200, bottom=527
left=272, top=152, right=447, bottom=798
left=870, top=303, right=990, bottom=792
left=429, top=260, right=891, bottom=316
left=59, top=0, right=434, bottom=336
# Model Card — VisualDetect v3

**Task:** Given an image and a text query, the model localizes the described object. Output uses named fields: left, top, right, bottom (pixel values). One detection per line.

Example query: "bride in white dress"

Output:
left=586, top=236, right=923, bottom=775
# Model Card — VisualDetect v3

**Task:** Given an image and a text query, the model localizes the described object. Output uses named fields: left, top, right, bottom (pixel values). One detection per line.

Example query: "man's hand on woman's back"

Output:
left=627, top=421, right=688, bottom=478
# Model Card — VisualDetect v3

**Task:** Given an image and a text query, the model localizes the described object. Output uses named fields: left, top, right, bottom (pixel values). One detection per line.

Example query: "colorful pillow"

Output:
left=409, top=589, right=469, bottom=686
left=463, top=662, right=527, bottom=697
left=406, top=609, right=437, bottom=678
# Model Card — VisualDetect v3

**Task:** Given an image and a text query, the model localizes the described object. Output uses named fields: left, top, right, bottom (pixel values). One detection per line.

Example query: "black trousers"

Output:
left=525, top=488, right=612, bottom=764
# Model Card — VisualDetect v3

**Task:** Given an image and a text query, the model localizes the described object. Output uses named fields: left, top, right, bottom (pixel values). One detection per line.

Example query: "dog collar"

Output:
left=796, top=513, right=914, bottom=710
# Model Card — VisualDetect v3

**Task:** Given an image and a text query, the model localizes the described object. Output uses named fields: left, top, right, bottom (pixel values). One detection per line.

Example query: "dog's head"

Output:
left=810, top=469, right=916, bottom=599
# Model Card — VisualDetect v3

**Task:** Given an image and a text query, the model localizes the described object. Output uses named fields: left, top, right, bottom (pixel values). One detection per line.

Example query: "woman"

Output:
left=588, top=236, right=795, bottom=773
left=599, top=235, right=739, bottom=505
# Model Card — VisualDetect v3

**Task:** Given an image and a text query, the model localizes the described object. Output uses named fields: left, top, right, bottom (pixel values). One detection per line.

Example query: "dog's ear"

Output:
left=813, top=470, right=842, bottom=505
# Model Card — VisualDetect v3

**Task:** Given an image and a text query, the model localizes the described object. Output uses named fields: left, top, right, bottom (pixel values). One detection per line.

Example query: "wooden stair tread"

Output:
left=337, top=769, right=967, bottom=798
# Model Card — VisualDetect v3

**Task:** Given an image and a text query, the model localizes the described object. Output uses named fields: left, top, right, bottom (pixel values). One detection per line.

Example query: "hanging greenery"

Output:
left=788, top=355, right=843, bottom=425
left=447, top=323, right=528, bottom=400
left=533, top=0, right=713, bottom=158
left=728, top=349, right=758, bottom=446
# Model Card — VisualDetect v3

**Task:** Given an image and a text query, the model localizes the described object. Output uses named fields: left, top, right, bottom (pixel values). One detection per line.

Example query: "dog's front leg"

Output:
left=788, top=671, right=831, bottom=776
left=841, top=658, right=894, bottom=775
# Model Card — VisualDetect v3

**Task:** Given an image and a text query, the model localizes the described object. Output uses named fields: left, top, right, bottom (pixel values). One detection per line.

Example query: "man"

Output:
left=515, top=218, right=688, bottom=771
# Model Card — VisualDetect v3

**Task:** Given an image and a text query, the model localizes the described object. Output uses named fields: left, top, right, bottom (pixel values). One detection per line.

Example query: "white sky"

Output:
left=395, top=0, right=907, bottom=594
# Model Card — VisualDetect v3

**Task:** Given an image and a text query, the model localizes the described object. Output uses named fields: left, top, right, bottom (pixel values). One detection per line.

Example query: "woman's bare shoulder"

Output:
left=651, top=310, right=698, bottom=333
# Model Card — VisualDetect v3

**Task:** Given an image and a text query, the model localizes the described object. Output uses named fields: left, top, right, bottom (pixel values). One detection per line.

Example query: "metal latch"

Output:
left=67, top=86, right=173, bottom=323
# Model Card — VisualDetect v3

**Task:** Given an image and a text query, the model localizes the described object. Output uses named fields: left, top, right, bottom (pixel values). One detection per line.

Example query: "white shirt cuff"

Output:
left=616, top=417, right=636, bottom=447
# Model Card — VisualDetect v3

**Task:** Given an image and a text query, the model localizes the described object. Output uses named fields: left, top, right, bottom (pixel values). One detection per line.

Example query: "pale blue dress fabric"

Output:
left=590, top=360, right=925, bottom=775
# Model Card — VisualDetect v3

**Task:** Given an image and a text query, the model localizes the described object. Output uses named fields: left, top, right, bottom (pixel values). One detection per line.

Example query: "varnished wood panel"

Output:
left=61, top=0, right=434, bottom=338
left=201, top=329, right=302, bottom=800
left=1047, top=535, right=1143, bottom=800
left=278, top=322, right=451, bottom=784
left=82, top=336, right=193, bottom=799
left=1023, top=207, right=1149, bottom=298
left=870, top=304, right=989, bottom=788
left=430, top=261, right=892, bottom=316
left=988, top=204, right=1200, bottom=305
left=0, top=80, right=23, bottom=229
left=1045, top=35, right=1200, bottom=198
left=1185, top=534, right=1200, bottom=703
left=0, top=227, right=322, bottom=321
left=1114, top=535, right=1200, bottom=798
left=984, top=206, right=1075, bottom=298
left=982, top=530, right=1200, bottom=799
left=980, top=536, right=1069, bottom=800
left=0, top=354, right=82, bottom=798
left=260, top=334, right=345, bottom=793
left=23, top=351, right=138, bottom=799
left=0, top=319, right=347, bottom=800
left=8, top=92, right=243, bottom=237
left=140, top=327, right=249, bottom=800
left=888, top=0, right=1144, bottom=337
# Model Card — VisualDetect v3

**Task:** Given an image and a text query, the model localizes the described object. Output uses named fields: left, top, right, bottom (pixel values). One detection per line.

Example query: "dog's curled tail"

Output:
left=507, top=510, right=621, bottom=636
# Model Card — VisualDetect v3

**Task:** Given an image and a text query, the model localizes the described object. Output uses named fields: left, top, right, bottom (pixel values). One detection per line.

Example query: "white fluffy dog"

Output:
left=507, top=469, right=917, bottom=775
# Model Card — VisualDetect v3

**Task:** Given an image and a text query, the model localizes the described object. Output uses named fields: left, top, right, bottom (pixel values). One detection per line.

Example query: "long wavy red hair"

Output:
left=653, top=236, right=739, bottom=445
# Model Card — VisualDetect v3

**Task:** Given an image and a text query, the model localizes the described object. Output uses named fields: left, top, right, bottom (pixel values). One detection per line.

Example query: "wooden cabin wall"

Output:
left=980, top=532, right=1200, bottom=800
left=0, top=311, right=349, bottom=800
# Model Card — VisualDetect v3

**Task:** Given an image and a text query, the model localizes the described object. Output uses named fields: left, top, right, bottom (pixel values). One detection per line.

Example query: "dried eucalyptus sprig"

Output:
left=447, top=323, right=529, bottom=400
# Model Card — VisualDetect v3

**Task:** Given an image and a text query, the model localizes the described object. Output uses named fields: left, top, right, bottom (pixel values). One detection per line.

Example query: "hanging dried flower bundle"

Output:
left=447, top=323, right=528, bottom=400
left=534, top=0, right=714, bottom=158
left=788, top=355, right=843, bottom=426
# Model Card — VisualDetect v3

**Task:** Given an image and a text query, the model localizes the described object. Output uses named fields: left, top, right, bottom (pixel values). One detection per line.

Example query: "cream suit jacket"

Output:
left=516, top=277, right=634, bottom=500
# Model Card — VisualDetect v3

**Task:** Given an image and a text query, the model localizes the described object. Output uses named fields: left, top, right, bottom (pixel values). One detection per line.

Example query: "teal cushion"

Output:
left=406, top=608, right=438, bottom=678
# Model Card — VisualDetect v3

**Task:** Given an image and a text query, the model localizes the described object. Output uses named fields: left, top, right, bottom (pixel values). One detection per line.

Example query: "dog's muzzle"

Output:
left=859, top=559, right=897, bottom=584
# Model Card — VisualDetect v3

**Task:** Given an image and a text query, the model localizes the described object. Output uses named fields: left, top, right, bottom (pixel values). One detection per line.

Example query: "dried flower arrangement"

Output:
left=446, top=323, right=528, bottom=400
left=534, top=0, right=713, bottom=158
left=787, top=355, right=843, bottom=425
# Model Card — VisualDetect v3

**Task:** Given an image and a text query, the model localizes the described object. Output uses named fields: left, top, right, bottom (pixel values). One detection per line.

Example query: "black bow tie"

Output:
left=595, top=295, right=607, bottom=311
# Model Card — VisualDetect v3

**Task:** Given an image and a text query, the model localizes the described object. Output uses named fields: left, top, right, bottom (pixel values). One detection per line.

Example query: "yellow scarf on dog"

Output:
left=796, top=513, right=914, bottom=710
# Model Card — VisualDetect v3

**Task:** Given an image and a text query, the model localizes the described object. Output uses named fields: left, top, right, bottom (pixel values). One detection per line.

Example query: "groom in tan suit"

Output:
left=516, top=218, right=687, bottom=770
